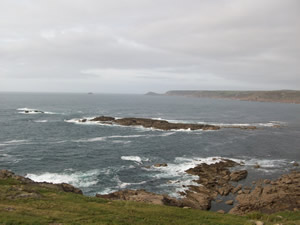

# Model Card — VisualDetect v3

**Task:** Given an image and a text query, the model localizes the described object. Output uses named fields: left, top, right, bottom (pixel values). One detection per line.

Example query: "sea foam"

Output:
left=26, top=169, right=100, bottom=188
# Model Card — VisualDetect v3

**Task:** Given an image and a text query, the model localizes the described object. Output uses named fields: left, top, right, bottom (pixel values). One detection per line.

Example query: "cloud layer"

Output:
left=0, top=0, right=299, bottom=93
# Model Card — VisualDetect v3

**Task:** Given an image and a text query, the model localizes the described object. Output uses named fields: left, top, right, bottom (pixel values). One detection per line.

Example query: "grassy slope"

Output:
left=0, top=179, right=299, bottom=225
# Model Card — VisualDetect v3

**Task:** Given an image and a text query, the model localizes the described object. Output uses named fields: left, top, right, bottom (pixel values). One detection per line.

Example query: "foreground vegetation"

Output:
left=0, top=177, right=299, bottom=225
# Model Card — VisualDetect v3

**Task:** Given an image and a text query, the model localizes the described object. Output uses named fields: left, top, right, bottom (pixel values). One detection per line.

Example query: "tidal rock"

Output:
left=229, top=171, right=300, bottom=215
left=90, top=116, right=115, bottom=122
left=154, top=163, right=168, bottom=167
left=230, top=170, right=248, bottom=182
left=225, top=200, right=234, bottom=205
left=80, top=116, right=261, bottom=131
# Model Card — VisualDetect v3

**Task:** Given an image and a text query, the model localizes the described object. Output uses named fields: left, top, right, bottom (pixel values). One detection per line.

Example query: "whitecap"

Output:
left=17, top=108, right=59, bottom=115
left=121, top=156, right=150, bottom=164
left=34, top=120, right=48, bottom=123
left=0, top=139, right=30, bottom=146
left=26, top=169, right=100, bottom=188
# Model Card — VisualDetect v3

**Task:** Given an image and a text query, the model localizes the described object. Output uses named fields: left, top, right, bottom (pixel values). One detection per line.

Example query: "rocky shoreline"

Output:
left=76, top=116, right=265, bottom=130
left=1, top=160, right=299, bottom=215
left=97, top=159, right=300, bottom=215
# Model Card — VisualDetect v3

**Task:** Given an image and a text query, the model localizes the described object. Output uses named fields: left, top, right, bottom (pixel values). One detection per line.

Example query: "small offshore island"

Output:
left=76, top=116, right=261, bottom=130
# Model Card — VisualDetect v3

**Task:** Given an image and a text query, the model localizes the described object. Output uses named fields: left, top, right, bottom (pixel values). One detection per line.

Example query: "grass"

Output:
left=0, top=179, right=299, bottom=225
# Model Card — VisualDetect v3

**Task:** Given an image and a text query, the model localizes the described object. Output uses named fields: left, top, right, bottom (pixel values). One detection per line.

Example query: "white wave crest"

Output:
left=34, top=120, right=48, bottom=123
left=26, top=169, right=100, bottom=188
left=17, top=108, right=59, bottom=115
left=121, top=156, right=149, bottom=164
left=0, top=139, right=30, bottom=146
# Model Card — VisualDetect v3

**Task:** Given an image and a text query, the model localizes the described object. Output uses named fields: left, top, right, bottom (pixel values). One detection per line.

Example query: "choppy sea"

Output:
left=0, top=93, right=299, bottom=199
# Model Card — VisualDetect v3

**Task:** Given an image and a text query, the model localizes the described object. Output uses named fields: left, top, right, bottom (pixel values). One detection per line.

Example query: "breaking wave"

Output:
left=17, top=108, right=59, bottom=115
left=0, top=139, right=30, bottom=146
left=26, top=169, right=101, bottom=188
left=121, top=156, right=149, bottom=164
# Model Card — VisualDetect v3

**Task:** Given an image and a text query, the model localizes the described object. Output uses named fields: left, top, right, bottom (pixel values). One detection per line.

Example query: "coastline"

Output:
left=146, top=90, right=300, bottom=104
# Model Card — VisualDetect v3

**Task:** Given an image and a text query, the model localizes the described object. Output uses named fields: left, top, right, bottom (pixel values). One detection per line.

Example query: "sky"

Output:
left=0, top=0, right=299, bottom=93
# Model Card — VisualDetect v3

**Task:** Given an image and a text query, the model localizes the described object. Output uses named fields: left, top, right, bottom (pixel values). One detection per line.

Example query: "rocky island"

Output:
left=77, top=116, right=261, bottom=130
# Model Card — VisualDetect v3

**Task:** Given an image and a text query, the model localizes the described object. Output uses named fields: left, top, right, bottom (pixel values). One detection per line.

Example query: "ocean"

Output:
left=1, top=92, right=299, bottom=200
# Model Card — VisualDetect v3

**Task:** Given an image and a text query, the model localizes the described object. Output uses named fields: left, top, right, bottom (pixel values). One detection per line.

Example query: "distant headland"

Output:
left=145, top=90, right=300, bottom=104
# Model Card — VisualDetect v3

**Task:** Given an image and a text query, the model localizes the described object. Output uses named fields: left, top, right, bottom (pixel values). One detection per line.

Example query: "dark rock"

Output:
left=90, top=116, right=115, bottom=122
left=230, top=170, right=248, bottom=182
left=80, top=116, right=261, bottom=131
left=225, top=200, right=234, bottom=205
left=293, top=162, right=299, bottom=167
left=232, top=184, right=243, bottom=194
left=229, top=171, right=300, bottom=215
left=154, top=163, right=168, bottom=167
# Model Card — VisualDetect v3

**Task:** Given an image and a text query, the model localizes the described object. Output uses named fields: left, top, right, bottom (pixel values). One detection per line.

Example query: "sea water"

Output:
left=0, top=93, right=299, bottom=198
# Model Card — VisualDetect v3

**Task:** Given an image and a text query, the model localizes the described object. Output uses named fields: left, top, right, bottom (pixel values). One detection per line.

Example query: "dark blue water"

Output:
left=0, top=93, right=299, bottom=198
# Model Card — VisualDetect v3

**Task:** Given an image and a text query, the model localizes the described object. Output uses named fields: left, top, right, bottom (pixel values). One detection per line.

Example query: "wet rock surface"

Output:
left=96, top=160, right=300, bottom=215
left=77, top=116, right=261, bottom=131
left=97, top=159, right=249, bottom=210
left=229, top=171, right=300, bottom=215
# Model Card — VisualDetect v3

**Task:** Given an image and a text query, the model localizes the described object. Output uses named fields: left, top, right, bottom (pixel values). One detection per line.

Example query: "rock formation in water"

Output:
left=79, top=116, right=260, bottom=130
left=229, top=171, right=300, bottom=215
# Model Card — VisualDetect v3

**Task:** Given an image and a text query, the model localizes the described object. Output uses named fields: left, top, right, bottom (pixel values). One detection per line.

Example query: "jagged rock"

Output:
left=254, top=164, right=261, bottom=169
left=230, top=170, right=248, bottom=181
left=225, top=200, right=234, bottom=205
left=60, top=183, right=83, bottom=194
left=263, top=179, right=270, bottom=184
left=90, top=116, right=115, bottom=122
left=293, top=162, right=299, bottom=167
left=232, top=184, right=243, bottom=194
left=229, top=171, right=300, bottom=215
left=154, top=163, right=168, bottom=167
left=217, top=210, right=225, bottom=214
left=96, top=189, right=184, bottom=207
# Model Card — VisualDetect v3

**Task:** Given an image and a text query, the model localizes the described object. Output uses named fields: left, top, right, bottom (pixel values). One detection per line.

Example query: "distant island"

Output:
left=146, top=90, right=300, bottom=104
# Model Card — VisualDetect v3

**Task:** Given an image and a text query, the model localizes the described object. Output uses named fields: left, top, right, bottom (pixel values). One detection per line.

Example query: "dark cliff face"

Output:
left=164, top=90, right=300, bottom=104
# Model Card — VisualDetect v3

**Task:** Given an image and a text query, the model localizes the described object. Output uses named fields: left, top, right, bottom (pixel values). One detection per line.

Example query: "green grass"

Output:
left=0, top=180, right=299, bottom=225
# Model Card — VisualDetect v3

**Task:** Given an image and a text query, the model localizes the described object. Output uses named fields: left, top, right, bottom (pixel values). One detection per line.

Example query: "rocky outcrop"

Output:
left=154, top=163, right=168, bottom=167
left=99, top=159, right=248, bottom=210
left=24, top=110, right=44, bottom=114
left=229, top=171, right=300, bottom=215
left=114, top=118, right=220, bottom=131
left=0, top=170, right=83, bottom=195
left=78, top=116, right=260, bottom=131
left=230, top=170, right=248, bottom=181
left=97, top=189, right=186, bottom=208
left=183, top=159, right=248, bottom=209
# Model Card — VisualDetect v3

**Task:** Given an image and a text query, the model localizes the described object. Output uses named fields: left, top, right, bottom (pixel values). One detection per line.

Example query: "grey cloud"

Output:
left=0, top=0, right=299, bottom=93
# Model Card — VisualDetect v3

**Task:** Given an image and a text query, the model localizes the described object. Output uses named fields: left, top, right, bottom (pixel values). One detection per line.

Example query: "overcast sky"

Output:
left=0, top=0, right=299, bottom=93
